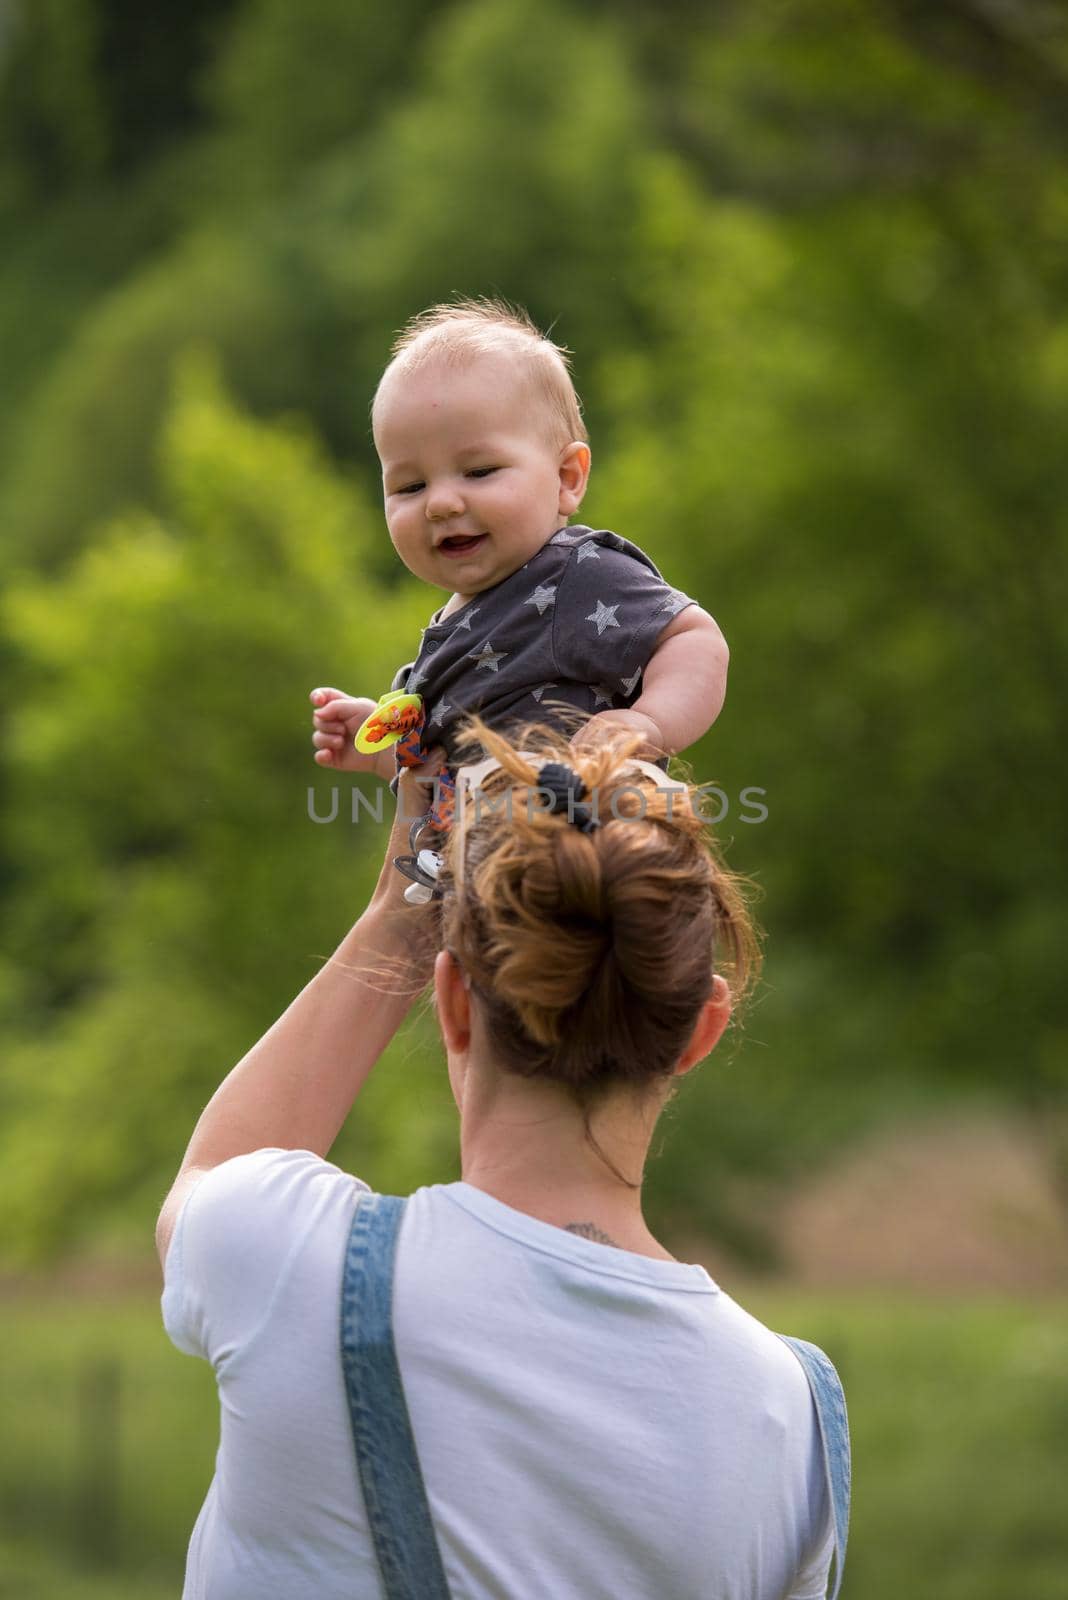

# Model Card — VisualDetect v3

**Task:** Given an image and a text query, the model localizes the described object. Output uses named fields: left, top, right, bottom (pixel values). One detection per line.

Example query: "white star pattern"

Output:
left=576, top=541, right=600, bottom=563
left=621, top=668, right=641, bottom=697
left=586, top=599, right=620, bottom=635
left=470, top=640, right=508, bottom=673
left=591, top=684, right=615, bottom=708
left=454, top=605, right=482, bottom=631
left=429, top=698, right=452, bottom=723
left=524, top=584, right=556, bottom=615
left=531, top=683, right=558, bottom=702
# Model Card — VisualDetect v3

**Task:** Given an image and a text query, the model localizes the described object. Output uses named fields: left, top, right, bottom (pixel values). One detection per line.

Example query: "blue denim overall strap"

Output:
left=340, top=1192, right=452, bottom=1600
left=777, top=1335, right=851, bottom=1600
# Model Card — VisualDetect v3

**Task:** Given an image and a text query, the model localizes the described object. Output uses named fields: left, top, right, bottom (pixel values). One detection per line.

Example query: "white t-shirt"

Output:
left=162, top=1148, right=833, bottom=1600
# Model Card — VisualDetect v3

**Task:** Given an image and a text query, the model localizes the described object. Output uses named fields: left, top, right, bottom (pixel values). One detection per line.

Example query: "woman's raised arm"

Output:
left=155, top=756, right=444, bottom=1267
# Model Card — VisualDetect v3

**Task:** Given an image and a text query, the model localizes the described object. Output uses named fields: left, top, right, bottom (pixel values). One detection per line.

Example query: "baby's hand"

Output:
left=570, top=709, right=666, bottom=763
left=310, top=687, right=394, bottom=776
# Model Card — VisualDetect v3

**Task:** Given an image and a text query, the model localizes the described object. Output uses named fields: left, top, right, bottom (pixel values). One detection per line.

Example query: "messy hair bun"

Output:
left=440, top=716, right=760, bottom=1177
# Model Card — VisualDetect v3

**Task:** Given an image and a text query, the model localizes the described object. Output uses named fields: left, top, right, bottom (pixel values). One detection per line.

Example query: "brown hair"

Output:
left=439, top=715, right=761, bottom=1186
left=373, top=295, right=588, bottom=450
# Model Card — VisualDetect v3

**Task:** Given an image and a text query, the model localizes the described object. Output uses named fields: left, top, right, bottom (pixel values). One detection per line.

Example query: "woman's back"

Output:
left=164, top=1148, right=833, bottom=1600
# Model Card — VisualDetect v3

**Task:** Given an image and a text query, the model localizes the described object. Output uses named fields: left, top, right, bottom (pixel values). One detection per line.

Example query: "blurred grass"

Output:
left=1, top=1283, right=1066, bottom=1598
left=0, top=1286, right=216, bottom=1598
left=740, top=1288, right=1068, bottom=1599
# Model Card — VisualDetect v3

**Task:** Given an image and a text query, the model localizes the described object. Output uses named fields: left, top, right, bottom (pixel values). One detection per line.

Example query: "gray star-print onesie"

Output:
left=389, top=525, right=697, bottom=774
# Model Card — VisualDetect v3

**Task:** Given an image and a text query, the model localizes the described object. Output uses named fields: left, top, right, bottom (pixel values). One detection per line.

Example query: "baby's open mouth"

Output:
left=439, top=534, right=488, bottom=555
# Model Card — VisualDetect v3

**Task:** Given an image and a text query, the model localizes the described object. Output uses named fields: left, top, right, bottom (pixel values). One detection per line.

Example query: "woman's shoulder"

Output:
left=711, top=1285, right=833, bottom=1412
left=162, top=1150, right=370, bottom=1361
left=182, top=1147, right=369, bottom=1223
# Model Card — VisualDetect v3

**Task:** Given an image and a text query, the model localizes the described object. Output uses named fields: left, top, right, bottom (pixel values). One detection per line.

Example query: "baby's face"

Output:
left=373, top=352, right=583, bottom=605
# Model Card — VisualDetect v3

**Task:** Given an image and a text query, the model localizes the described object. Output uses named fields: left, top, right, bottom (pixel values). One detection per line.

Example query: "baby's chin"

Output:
left=424, top=524, right=566, bottom=595
left=434, top=559, right=534, bottom=595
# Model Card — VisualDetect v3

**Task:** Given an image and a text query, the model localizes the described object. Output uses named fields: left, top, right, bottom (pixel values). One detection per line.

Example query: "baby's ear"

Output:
left=558, top=442, right=592, bottom=512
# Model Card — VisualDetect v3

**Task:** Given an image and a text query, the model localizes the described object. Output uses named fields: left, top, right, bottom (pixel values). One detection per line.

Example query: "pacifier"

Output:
left=356, top=690, right=455, bottom=900
left=393, top=846, right=446, bottom=905
left=353, top=691, right=425, bottom=752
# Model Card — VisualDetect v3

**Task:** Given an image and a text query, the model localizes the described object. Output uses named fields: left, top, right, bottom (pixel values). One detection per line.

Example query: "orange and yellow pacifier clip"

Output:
left=354, top=691, right=456, bottom=832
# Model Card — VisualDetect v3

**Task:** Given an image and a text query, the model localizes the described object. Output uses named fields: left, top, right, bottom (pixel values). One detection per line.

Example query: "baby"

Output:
left=311, top=298, right=728, bottom=859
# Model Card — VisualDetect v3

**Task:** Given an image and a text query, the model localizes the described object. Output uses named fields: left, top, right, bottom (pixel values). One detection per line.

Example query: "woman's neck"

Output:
left=456, top=1066, right=675, bottom=1261
left=461, top=1169, right=678, bottom=1262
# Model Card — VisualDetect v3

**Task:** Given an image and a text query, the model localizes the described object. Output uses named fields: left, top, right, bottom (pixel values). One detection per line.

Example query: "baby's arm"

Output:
left=573, top=608, right=728, bottom=759
left=310, top=687, right=397, bottom=779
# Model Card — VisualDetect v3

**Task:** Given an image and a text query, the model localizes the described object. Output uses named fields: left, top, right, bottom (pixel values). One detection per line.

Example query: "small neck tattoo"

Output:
left=564, top=1221, right=621, bottom=1249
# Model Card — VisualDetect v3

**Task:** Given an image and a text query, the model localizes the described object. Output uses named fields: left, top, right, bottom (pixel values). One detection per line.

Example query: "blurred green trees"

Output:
left=0, top=355, right=439, bottom=1258
left=1, top=0, right=1066, bottom=1263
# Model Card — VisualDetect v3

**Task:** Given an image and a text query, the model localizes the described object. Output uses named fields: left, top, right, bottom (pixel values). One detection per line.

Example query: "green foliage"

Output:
left=0, top=356, right=429, bottom=1259
left=201, top=0, right=440, bottom=205
left=0, top=0, right=654, bottom=568
left=0, top=0, right=108, bottom=206
left=0, top=168, right=192, bottom=477
left=0, top=233, right=332, bottom=573
left=320, top=0, right=644, bottom=322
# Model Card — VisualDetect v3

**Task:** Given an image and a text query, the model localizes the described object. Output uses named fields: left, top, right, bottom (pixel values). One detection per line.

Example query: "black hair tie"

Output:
left=536, top=761, right=601, bottom=835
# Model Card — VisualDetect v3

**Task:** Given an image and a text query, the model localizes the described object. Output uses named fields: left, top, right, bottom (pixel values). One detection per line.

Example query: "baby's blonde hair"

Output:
left=374, top=296, right=588, bottom=449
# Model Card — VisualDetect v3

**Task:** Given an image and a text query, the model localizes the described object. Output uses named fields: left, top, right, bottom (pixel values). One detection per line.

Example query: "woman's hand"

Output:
left=368, top=745, right=448, bottom=923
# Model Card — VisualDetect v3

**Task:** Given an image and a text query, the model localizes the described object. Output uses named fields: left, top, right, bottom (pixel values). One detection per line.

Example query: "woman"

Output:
left=158, top=718, right=848, bottom=1600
